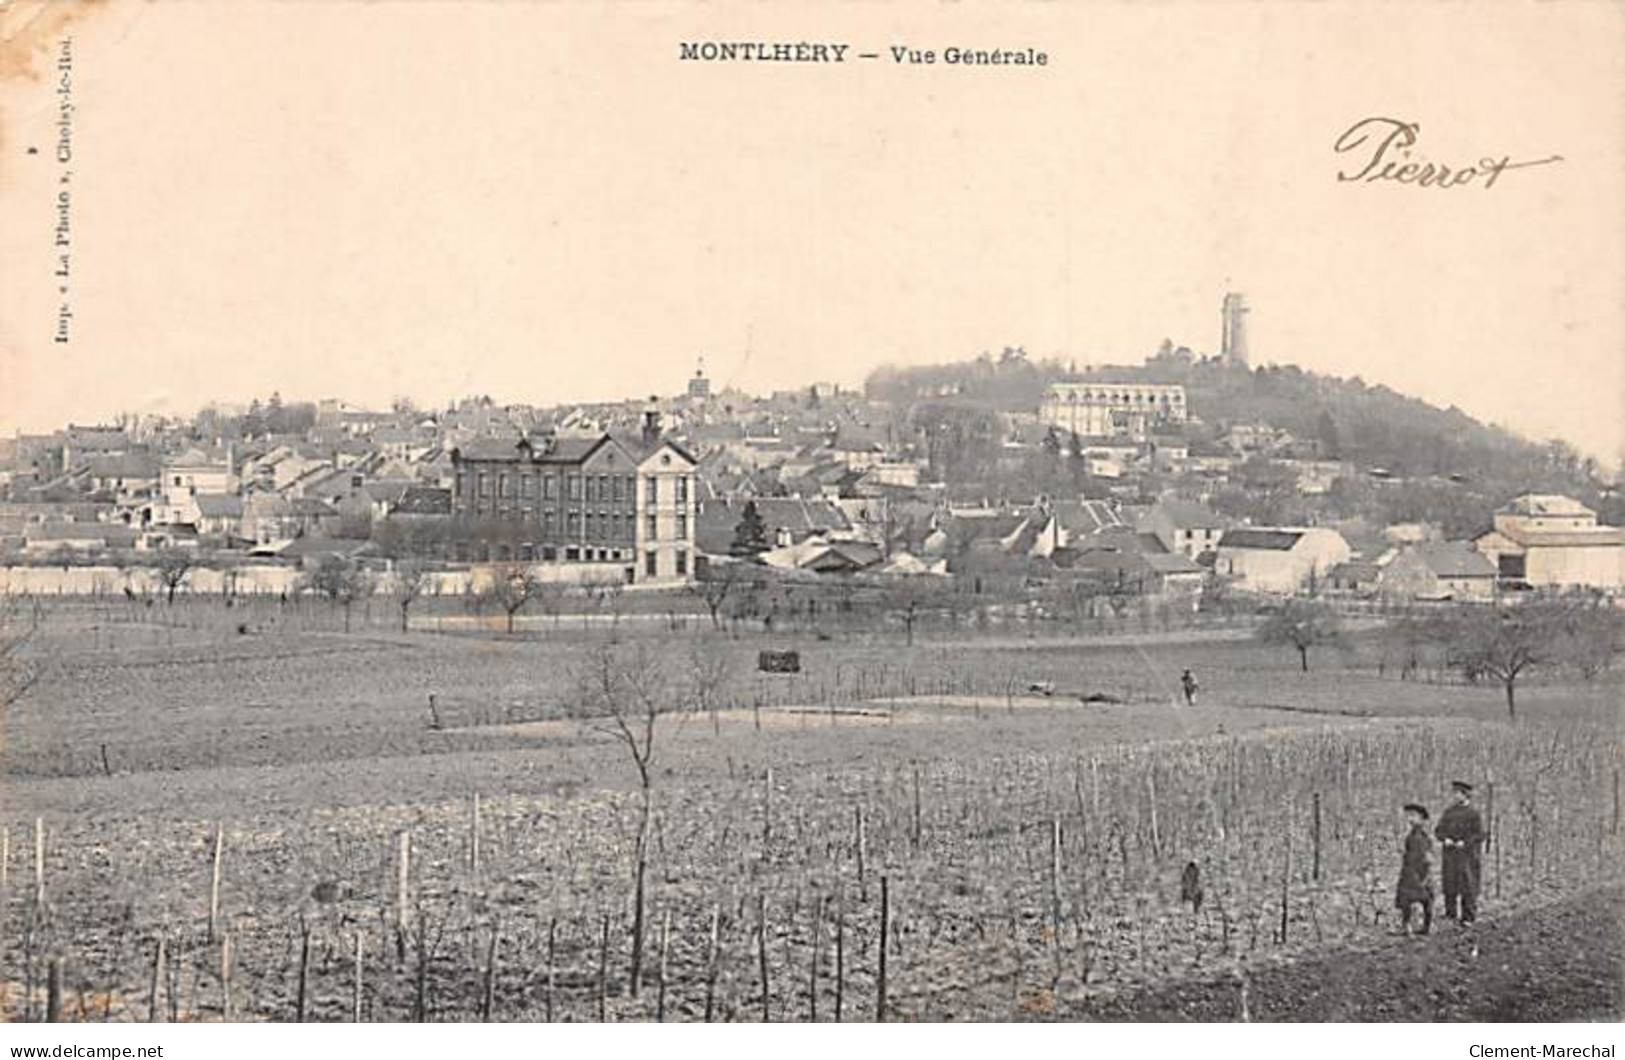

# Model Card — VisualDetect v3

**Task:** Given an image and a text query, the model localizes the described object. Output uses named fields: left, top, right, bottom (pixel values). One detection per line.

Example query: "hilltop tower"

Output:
left=1220, top=292, right=1250, bottom=368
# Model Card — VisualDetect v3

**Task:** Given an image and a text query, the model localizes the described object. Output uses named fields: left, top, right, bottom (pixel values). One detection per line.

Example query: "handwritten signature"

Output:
left=1334, top=117, right=1562, bottom=189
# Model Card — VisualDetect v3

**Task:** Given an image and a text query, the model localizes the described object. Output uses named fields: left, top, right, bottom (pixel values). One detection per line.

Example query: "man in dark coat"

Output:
left=1435, top=780, right=1486, bottom=924
left=1180, top=669, right=1199, bottom=706
left=1394, top=803, right=1433, bottom=934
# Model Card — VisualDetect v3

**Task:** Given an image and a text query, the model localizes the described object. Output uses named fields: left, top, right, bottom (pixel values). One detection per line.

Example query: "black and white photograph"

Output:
left=0, top=0, right=1620, bottom=1047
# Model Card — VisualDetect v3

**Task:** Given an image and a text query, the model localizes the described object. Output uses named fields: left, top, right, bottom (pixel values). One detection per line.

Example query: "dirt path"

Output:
left=1071, top=886, right=1623, bottom=1022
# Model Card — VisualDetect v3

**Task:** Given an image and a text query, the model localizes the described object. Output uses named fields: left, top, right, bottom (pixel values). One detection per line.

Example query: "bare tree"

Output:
left=686, top=637, right=735, bottom=735
left=587, top=572, right=626, bottom=633
left=1553, top=595, right=1621, bottom=681
left=483, top=563, right=543, bottom=635
left=531, top=577, right=568, bottom=629
left=689, top=561, right=740, bottom=631
left=389, top=558, right=433, bottom=634
left=154, top=549, right=197, bottom=605
left=886, top=575, right=946, bottom=646
left=1256, top=598, right=1342, bottom=672
left=305, top=554, right=376, bottom=633
left=571, top=642, right=695, bottom=998
left=1445, top=601, right=1564, bottom=719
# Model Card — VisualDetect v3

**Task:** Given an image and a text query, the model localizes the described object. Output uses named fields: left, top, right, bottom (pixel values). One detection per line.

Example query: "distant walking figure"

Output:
left=1180, top=669, right=1199, bottom=706
left=1179, top=860, right=1204, bottom=914
left=1394, top=803, right=1433, bottom=935
left=1435, top=781, right=1486, bottom=925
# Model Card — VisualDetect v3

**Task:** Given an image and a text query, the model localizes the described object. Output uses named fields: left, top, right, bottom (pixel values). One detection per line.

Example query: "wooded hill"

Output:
left=865, top=347, right=1620, bottom=534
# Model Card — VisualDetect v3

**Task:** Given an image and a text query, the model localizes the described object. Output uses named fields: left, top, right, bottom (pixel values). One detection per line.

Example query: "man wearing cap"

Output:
left=1395, top=802, right=1434, bottom=934
left=1435, top=780, right=1487, bottom=924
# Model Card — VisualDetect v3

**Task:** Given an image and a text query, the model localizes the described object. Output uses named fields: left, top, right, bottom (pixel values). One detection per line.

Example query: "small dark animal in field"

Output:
left=311, top=880, right=340, bottom=904
left=236, top=623, right=250, bottom=635
left=1180, top=861, right=1204, bottom=914
left=1027, top=681, right=1055, bottom=696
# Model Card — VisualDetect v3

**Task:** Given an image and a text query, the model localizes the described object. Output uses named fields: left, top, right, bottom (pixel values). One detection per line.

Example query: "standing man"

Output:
left=1435, top=780, right=1486, bottom=924
left=1394, top=803, right=1433, bottom=935
left=1180, top=668, right=1199, bottom=706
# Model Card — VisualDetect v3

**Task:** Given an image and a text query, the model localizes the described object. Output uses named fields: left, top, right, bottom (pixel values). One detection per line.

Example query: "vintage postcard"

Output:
left=0, top=0, right=1620, bottom=1041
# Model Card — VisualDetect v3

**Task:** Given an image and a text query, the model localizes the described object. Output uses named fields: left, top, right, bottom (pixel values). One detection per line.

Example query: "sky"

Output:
left=0, top=1, right=1621, bottom=466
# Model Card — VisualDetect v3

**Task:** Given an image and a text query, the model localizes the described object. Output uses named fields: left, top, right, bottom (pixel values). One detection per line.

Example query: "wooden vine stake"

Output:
left=877, top=875, right=890, bottom=1022
left=703, top=903, right=720, bottom=1023
left=481, top=923, right=499, bottom=1022
left=834, top=888, right=845, bottom=1023
left=295, top=919, right=311, bottom=1022
left=1279, top=822, right=1292, bottom=945
left=209, top=822, right=224, bottom=942
left=808, top=893, right=824, bottom=1021
left=1147, top=767, right=1162, bottom=862
left=351, top=932, right=362, bottom=1023
left=396, top=831, right=412, bottom=958
left=34, top=817, right=45, bottom=910
left=222, top=932, right=235, bottom=1021
left=545, top=917, right=557, bottom=1023
left=656, top=906, right=671, bottom=1022
left=1311, top=793, right=1322, bottom=883
left=596, top=914, right=609, bottom=1022
left=148, top=936, right=166, bottom=1023
left=46, top=957, right=62, bottom=1023
left=763, top=768, right=774, bottom=850
left=854, top=805, right=867, bottom=900
left=756, top=893, right=771, bottom=1022
left=912, top=764, right=922, bottom=849
left=1049, top=817, right=1064, bottom=986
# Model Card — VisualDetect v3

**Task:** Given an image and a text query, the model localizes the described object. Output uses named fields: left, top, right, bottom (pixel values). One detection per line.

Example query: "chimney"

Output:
left=642, top=405, right=662, bottom=447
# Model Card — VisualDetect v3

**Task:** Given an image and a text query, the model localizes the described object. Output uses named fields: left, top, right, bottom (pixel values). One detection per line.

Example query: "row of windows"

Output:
left=457, top=471, right=691, bottom=504
left=448, top=506, right=691, bottom=541
left=450, top=543, right=690, bottom=578
left=1051, top=390, right=1184, bottom=406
